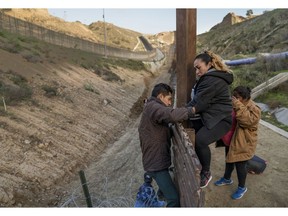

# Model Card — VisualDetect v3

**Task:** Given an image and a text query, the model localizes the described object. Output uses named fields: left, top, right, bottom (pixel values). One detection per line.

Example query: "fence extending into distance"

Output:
left=0, top=12, right=157, bottom=61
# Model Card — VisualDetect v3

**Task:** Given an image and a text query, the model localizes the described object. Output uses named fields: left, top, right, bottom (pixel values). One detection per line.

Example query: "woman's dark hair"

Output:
left=151, top=83, right=173, bottom=97
left=233, top=86, right=252, bottom=100
left=195, top=51, right=231, bottom=72
left=195, top=53, right=213, bottom=65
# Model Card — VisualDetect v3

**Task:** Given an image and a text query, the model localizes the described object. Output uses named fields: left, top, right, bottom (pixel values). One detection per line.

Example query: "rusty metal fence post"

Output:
left=172, top=8, right=204, bottom=207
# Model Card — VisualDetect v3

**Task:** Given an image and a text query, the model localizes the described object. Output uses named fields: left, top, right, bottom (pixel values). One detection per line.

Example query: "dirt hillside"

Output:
left=1, top=9, right=175, bottom=52
left=0, top=40, right=157, bottom=206
left=58, top=46, right=175, bottom=208
left=2, top=9, right=100, bottom=43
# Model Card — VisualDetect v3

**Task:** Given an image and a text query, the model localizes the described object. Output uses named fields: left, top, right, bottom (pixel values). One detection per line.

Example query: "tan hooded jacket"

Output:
left=226, top=99, right=261, bottom=163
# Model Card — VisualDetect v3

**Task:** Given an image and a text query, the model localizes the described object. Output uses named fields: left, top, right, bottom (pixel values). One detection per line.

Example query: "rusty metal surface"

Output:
left=171, top=123, right=205, bottom=207
left=176, top=9, right=196, bottom=108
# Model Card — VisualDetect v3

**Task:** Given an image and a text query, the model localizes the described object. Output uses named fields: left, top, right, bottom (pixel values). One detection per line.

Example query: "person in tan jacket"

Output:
left=214, top=86, right=261, bottom=200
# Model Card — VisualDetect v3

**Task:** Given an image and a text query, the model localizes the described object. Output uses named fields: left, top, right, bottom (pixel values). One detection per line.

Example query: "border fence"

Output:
left=0, top=12, right=157, bottom=61
left=172, top=124, right=205, bottom=207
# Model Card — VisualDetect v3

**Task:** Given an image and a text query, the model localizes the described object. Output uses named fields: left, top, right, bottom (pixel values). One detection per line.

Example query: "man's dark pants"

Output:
left=147, top=169, right=180, bottom=207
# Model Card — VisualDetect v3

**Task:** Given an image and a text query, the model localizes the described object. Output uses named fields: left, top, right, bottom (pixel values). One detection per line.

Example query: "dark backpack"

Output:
left=247, top=155, right=267, bottom=174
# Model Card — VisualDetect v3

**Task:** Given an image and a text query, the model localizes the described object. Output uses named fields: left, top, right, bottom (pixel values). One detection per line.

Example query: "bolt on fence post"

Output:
left=79, top=170, right=93, bottom=207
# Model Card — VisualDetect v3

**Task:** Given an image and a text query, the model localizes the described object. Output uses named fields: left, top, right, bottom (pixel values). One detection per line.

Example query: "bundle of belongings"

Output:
left=134, top=173, right=166, bottom=207
left=246, top=155, right=267, bottom=174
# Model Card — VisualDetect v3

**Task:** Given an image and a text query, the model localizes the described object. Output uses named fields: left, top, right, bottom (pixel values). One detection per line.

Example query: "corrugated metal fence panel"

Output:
left=171, top=123, right=205, bottom=207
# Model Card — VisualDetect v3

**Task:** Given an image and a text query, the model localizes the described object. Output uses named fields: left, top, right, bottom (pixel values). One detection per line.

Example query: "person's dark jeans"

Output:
left=224, top=146, right=248, bottom=188
left=192, top=117, right=232, bottom=172
left=147, top=169, right=180, bottom=207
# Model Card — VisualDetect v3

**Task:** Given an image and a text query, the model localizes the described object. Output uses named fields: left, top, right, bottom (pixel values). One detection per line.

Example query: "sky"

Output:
left=2, top=1, right=285, bottom=36
left=47, top=8, right=274, bottom=35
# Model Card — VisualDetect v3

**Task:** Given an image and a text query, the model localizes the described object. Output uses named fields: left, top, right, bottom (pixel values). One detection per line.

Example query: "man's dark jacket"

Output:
left=187, top=70, right=234, bottom=129
left=138, top=97, right=192, bottom=172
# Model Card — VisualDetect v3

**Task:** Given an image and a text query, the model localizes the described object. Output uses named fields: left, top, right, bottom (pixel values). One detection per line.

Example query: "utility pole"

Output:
left=103, top=9, right=107, bottom=58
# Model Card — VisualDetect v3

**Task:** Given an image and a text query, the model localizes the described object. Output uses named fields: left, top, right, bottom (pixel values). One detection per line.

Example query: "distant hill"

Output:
left=197, top=9, right=288, bottom=59
left=147, top=31, right=175, bottom=48
left=1, top=9, right=147, bottom=51
left=2, top=9, right=100, bottom=43
left=210, top=12, right=248, bottom=31
left=1, top=9, right=177, bottom=52
left=3, top=9, right=287, bottom=59
left=88, top=21, right=142, bottom=51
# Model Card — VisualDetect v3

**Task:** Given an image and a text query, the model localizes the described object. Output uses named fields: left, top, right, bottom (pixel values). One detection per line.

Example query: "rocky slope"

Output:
left=0, top=37, right=154, bottom=206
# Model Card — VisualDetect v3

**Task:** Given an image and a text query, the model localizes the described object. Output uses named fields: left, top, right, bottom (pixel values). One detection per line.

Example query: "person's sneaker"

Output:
left=231, top=186, right=247, bottom=200
left=200, top=171, right=212, bottom=188
left=214, top=177, right=233, bottom=186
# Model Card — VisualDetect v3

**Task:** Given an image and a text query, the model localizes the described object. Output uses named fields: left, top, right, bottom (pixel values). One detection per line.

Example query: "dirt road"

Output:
left=206, top=124, right=288, bottom=207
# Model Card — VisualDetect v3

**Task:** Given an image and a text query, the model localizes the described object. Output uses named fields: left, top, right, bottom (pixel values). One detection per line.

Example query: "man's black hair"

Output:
left=151, top=83, right=173, bottom=97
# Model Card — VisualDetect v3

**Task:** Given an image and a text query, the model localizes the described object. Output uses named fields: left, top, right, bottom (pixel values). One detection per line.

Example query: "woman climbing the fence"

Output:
left=187, top=51, right=234, bottom=188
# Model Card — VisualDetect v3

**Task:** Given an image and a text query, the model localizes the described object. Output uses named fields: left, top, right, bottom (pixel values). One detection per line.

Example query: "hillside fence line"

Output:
left=0, top=12, right=157, bottom=61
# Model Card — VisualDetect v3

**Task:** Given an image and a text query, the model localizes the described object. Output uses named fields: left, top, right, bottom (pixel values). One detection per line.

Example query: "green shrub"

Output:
left=84, top=83, right=100, bottom=94
left=0, top=83, right=32, bottom=105
left=0, top=30, right=7, bottom=38
left=93, top=67, right=123, bottom=83
left=8, top=71, right=28, bottom=86
left=261, top=112, right=288, bottom=132
left=22, top=54, right=42, bottom=63
left=255, top=81, right=288, bottom=108
left=112, top=59, right=146, bottom=71
left=2, top=43, right=22, bottom=53
left=231, top=57, right=288, bottom=89
left=42, top=85, right=58, bottom=97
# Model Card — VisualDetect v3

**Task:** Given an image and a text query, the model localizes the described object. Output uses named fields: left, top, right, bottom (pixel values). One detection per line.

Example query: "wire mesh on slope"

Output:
left=60, top=176, right=136, bottom=207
